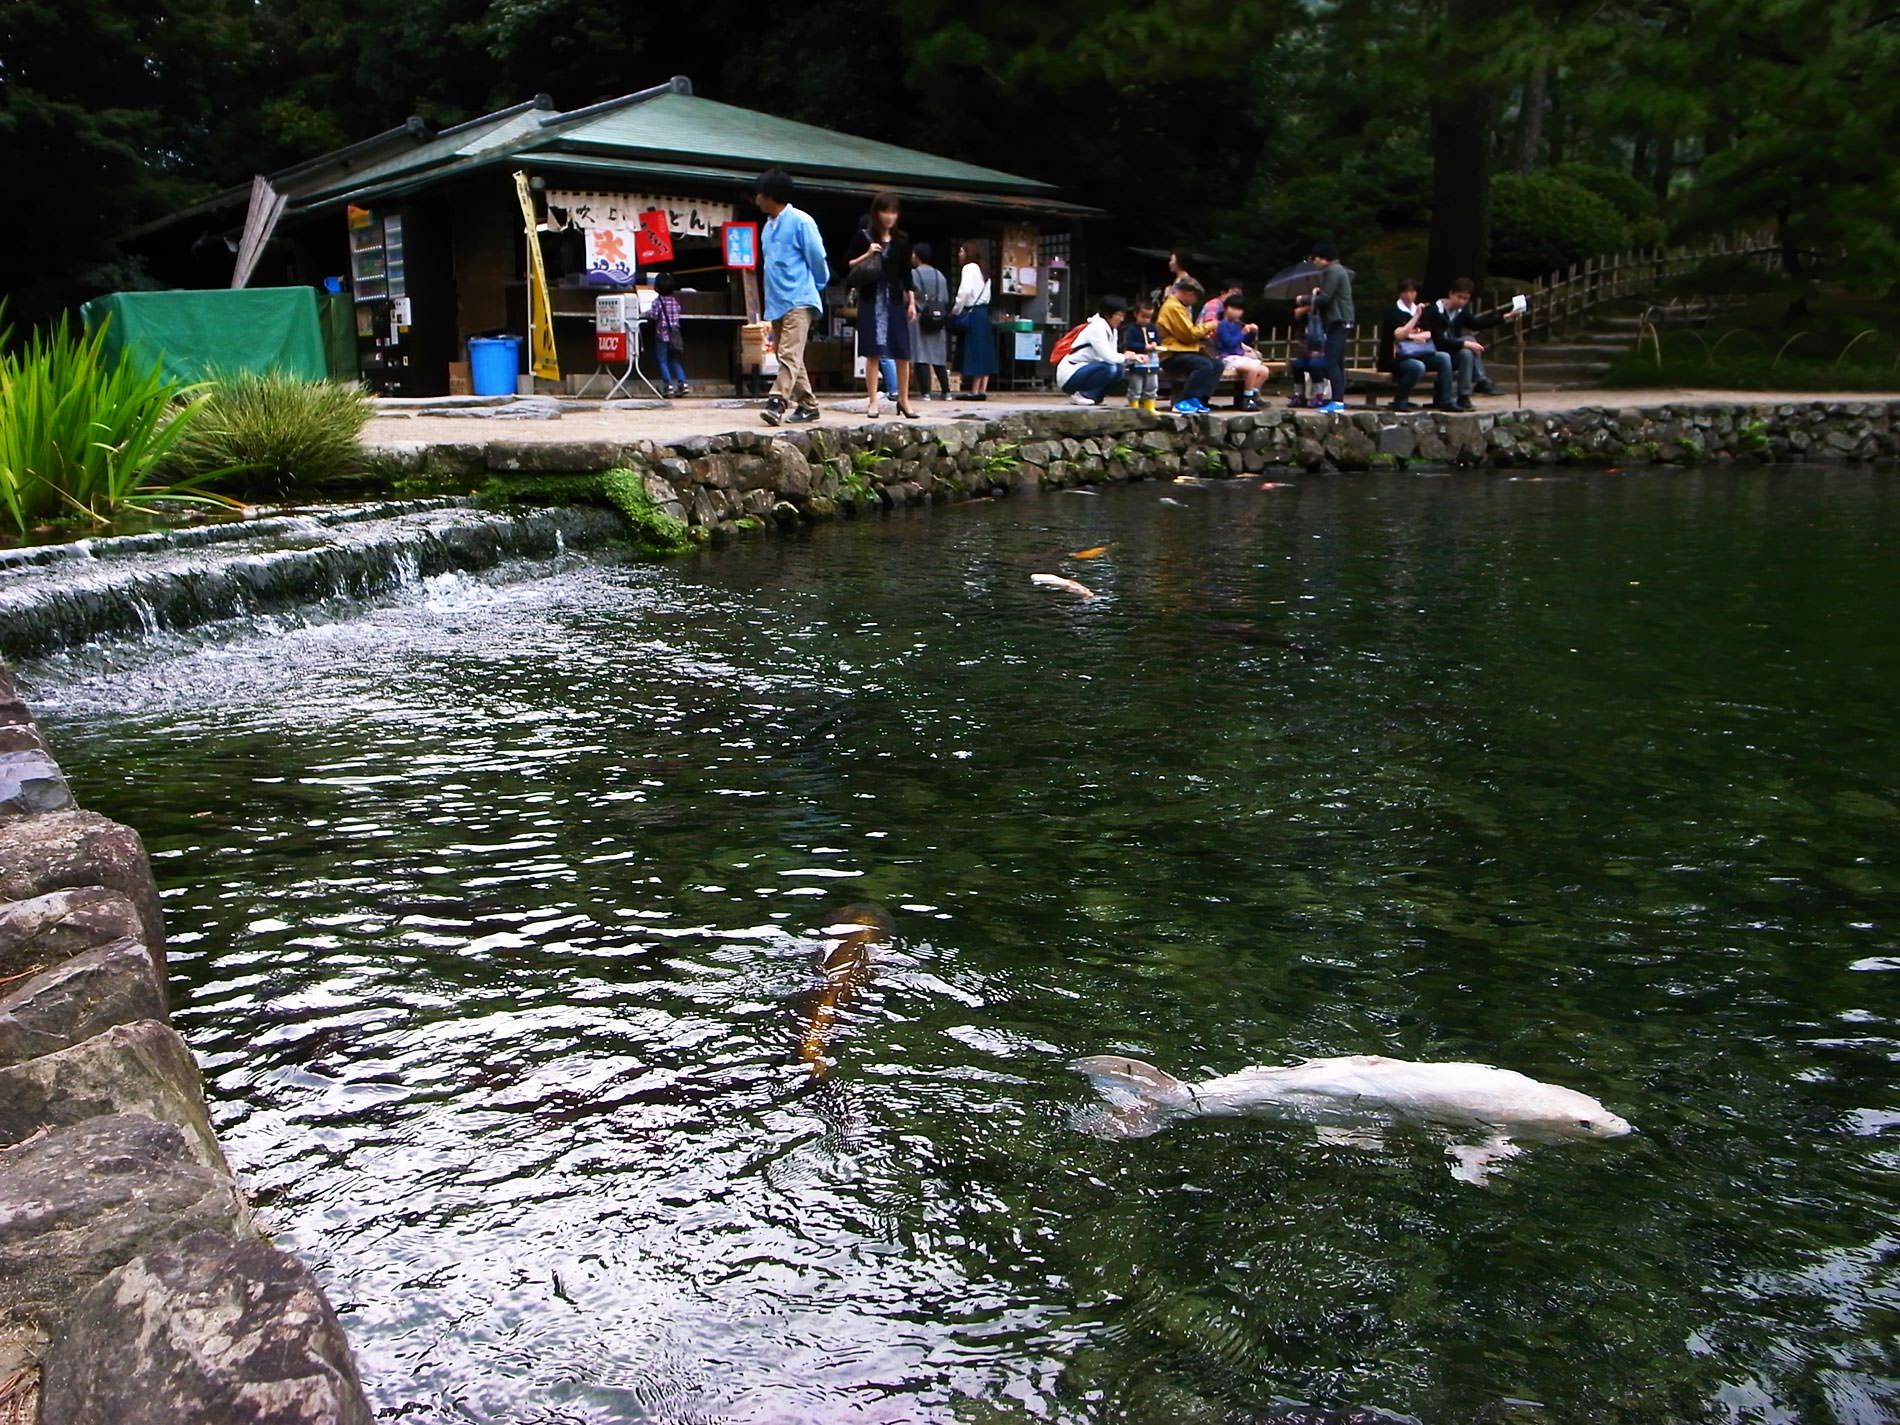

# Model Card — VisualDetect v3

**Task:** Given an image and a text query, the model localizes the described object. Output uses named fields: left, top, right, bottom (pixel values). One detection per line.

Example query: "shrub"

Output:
left=171, top=371, right=370, bottom=497
left=1552, top=162, right=1655, bottom=223
left=0, top=311, right=235, bottom=535
left=1489, top=172, right=1632, bottom=278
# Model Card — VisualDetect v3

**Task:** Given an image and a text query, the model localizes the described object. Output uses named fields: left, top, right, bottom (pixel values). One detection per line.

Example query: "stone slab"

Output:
left=42, top=1230, right=374, bottom=1425
left=0, top=1116, right=247, bottom=1353
left=0, top=811, right=165, bottom=954
left=0, top=1019, right=227, bottom=1173
left=0, top=938, right=168, bottom=1069
left=0, top=888, right=147, bottom=978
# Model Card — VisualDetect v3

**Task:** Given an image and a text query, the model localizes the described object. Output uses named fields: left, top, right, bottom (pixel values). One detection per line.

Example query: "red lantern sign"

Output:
left=633, top=210, right=674, bottom=265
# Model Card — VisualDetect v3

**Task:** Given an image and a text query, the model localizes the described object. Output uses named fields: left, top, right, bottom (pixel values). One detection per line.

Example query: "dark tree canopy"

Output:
left=3, top=0, right=1895, bottom=321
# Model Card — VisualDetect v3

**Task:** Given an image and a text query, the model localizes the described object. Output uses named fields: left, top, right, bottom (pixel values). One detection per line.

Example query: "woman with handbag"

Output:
left=844, top=193, right=918, bottom=420
left=952, top=242, right=996, bottom=400
left=908, top=242, right=953, bottom=400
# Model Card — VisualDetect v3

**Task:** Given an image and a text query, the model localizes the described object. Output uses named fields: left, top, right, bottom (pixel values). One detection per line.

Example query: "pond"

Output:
left=20, top=466, right=1900, bottom=1425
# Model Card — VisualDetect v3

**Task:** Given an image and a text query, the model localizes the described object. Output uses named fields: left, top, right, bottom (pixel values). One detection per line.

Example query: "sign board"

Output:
left=548, top=191, right=733, bottom=238
left=1000, top=224, right=1040, bottom=296
left=721, top=222, right=759, bottom=270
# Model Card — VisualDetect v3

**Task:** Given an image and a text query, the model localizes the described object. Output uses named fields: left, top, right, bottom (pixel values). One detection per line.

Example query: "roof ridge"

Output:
left=539, top=76, right=692, bottom=130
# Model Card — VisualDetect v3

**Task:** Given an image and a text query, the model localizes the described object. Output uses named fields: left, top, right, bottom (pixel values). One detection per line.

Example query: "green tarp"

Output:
left=80, top=288, right=328, bottom=386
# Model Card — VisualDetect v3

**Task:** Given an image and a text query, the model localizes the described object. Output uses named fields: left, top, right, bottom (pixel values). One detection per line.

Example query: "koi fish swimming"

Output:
left=1030, top=574, right=1096, bottom=599
left=796, top=906, right=896, bottom=1076
left=1068, top=545, right=1112, bottom=560
left=1072, top=1052, right=1632, bottom=1184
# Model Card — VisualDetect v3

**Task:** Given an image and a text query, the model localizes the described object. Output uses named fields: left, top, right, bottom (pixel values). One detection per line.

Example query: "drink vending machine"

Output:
left=347, top=205, right=414, bottom=393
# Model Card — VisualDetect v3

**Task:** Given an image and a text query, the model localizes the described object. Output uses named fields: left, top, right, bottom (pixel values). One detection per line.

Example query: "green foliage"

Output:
left=599, top=467, right=693, bottom=554
left=478, top=466, right=692, bottom=555
left=1552, top=162, right=1654, bottom=224
left=170, top=372, right=370, bottom=497
left=1489, top=172, right=1632, bottom=278
left=1602, top=293, right=1900, bottom=392
left=0, top=313, right=238, bottom=535
left=979, top=442, right=1021, bottom=475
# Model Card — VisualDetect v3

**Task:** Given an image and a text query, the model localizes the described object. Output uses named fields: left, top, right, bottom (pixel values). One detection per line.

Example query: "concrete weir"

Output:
left=0, top=671, right=374, bottom=1425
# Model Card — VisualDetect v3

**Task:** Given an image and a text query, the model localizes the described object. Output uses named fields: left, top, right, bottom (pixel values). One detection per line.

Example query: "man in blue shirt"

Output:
left=754, top=168, right=830, bottom=425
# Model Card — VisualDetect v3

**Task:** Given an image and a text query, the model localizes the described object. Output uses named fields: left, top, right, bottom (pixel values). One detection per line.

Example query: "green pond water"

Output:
left=22, top=466, right=1900, bottom=1425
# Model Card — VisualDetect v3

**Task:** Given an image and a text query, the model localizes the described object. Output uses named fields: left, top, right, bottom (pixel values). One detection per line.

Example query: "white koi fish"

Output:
left=1073, top=1052, right=1632, bottom=1184
left=1030, top=574, right=1095, bottom=599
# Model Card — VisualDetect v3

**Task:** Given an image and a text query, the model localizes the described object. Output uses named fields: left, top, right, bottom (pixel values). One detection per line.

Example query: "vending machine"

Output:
left=347, top=205, right=414, bottom=393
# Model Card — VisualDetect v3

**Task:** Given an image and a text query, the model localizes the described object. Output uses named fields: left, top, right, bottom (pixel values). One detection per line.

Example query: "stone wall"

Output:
left=0, top=673, right=372, bottom=1425
left=368, top=399, right=1900, bottom=543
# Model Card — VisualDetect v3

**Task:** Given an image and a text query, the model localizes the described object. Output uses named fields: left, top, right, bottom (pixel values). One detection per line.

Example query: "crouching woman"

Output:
left=1057, top=296, right=1138, bottom=406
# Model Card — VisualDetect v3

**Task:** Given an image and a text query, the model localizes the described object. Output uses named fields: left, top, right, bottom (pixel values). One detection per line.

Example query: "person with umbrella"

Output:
left=1295, top=242, right=1354, bottom=412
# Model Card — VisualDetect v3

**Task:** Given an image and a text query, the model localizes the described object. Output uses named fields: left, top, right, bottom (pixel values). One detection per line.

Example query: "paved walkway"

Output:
left=365, top=387, right=1890, bottom=449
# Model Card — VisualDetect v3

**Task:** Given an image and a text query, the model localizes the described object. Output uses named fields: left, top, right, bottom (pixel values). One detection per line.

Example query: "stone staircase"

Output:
left=1509, top=304, right=1730, bottom=392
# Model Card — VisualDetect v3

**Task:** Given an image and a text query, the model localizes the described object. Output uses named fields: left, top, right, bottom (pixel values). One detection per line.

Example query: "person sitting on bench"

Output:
left=1417, top=278, right=1523, bottom=409
left=1381, top=276, right=1455, bottom=411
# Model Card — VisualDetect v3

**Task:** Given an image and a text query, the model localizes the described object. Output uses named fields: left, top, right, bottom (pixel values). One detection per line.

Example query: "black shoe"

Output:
left=787, top=406, right=821, bottom=423
left=1389, top=398, right=1418, bottom=411
left=1429, top=400, right=1459, bottom=412
left=761, top=396, right=785, bottom=426
left=1455, top=397, right=1475, bottom=412
left=1472, top=380, right=1498, bottom=396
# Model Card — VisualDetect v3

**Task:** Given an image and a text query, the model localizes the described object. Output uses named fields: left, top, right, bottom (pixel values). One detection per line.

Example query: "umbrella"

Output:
left=1261, top=261, right=1354, bottom=301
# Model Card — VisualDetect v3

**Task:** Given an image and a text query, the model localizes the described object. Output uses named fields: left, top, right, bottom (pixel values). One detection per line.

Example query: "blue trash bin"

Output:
left=469, top=337, right=521, bottom=396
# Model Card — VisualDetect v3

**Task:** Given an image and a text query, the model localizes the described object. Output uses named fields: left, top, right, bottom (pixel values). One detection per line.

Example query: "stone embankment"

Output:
left=0, top=673, right=371, bottom=1424
left=370, top=399, right=1900, bottom=542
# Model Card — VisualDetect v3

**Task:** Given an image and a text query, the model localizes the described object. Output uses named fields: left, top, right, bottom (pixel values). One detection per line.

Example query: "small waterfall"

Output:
left=0, top=501, right=629, bottom=661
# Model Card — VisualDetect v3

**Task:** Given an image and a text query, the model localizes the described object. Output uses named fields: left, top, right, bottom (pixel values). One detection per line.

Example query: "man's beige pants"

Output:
left=771, top=306, right=817, bottom=409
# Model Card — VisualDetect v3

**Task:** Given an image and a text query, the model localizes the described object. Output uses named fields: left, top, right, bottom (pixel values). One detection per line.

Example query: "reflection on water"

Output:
left=22, top=467, right=1900, bottom=1424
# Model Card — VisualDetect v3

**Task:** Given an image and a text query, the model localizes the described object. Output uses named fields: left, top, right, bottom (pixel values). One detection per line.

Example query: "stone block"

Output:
left=0, top=1019, right=227, bottom=1173
left=482, top=440, right=622, bottom=473
left=0, top=1116, right=247, bottom=1348
left=0, top=750, right=74, bottom=817
left=0, top=889, right=147, bottom=979
left=767, top=439, right=815, bottom=497
left=0, top=724, right=49, bottom=757
left=0, top=939, right=166, bottom=1069
left=41, top=1231, right=373, bottom=1425
left=0, top=673, right=29, bottom=728
left=1377, top=425, right=1418, bottom=460
left=0, top=812, right=165, bottom=954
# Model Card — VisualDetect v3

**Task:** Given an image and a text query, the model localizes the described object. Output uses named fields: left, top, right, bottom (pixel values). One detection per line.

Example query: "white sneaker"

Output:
left=1069, top=393, right=1101, bottom=406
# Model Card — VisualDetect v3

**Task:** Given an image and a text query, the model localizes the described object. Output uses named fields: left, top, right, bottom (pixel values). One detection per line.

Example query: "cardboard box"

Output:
left=447, top=361, right=472, bottom=395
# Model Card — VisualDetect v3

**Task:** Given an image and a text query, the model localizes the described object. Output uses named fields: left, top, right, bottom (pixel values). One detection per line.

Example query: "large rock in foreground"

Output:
left=0, top=1019, right=227, bottom=1171
left=0, top=811, right=166, bottom=953
left=41, top=1230, right=374, bottom=1425
left=0, top=1116, right=248, bottom=1363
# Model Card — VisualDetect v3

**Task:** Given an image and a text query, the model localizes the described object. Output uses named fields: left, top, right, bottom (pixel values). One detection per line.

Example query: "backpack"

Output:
left=1048, top=321, right=1089, bottom=366
left=918, top=301, right=948, bottom=333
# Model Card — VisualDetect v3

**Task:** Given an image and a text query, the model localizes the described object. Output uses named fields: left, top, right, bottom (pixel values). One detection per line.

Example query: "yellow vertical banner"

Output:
left=513, top=171, right=561, bottom=383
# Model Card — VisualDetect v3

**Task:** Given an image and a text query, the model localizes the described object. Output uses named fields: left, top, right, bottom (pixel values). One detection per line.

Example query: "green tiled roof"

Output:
left=536, top=91, right=1057, bottom=195
left=154, top=78, right=1088, bottom=234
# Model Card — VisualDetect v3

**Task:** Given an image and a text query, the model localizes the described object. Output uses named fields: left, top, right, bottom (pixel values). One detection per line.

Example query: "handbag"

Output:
left=847, top=231, right=885, bottom=291
left=919, top=300, right=948, bottom=332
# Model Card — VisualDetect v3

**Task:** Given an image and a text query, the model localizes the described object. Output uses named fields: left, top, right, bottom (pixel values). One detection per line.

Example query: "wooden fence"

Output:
left=1242, top=230, right=1780, bottom=373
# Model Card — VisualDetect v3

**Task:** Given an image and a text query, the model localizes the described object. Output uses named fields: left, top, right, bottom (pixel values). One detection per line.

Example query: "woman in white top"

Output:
left=952, top=243, right=997, bottom=399
left=1056, top=297, right=1138, bottom=406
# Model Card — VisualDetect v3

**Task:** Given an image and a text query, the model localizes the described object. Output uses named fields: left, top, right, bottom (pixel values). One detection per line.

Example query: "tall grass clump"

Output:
left=171, top=371, right=371, bottom=497
left=0, top=310, right=235, bottom=535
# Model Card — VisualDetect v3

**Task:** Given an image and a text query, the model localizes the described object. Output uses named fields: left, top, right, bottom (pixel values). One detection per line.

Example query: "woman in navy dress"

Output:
left=844, top=193, right=917, bottom=419
left=953, top=242, right=996, bottom=399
